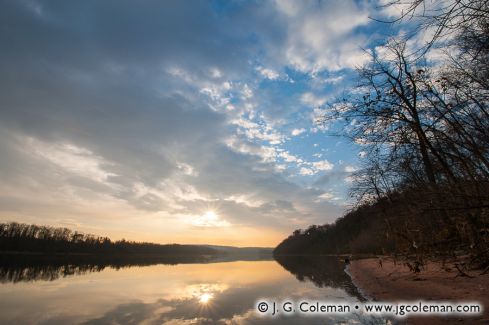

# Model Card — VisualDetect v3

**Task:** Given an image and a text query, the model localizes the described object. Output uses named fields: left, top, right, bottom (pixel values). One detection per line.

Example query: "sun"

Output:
left=191, top=210, right=230, bottom=227
left=202, top=211, right=218, bottom=221
left=199, top=293, right=213, bottom=304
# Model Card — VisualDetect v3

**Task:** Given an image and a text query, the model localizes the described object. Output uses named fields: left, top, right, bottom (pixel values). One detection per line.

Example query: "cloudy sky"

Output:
left=0, top=0, right=406, bottom=246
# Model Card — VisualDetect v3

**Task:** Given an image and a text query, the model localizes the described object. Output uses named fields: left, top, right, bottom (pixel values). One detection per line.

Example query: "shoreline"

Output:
left=349, top=257, right=489, bottom=324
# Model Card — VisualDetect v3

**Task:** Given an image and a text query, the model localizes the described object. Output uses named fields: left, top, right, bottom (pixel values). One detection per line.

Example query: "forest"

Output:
left=275, top=0, right=489, bottom=269
left=0, top=222, right=217, bottom=256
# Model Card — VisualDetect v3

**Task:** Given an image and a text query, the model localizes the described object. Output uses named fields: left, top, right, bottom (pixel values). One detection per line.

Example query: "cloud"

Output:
left=312, top=160, right=334, bottom=171
left=301, top=92, right=328, bottom=107
left=313, top=164, right=354, bottom=190
left=0, top=0, right=373, bottom=245
left=190, top=211, right=231, bottom=228
left=273, top=0, right=372, bottom=72
left=299, top=167, right=315, bottom=176
left=279, top=151, right=301, bottom=163
left=295, top=159, right=335, bottom=177
left=255, top=66, right=280, bottom=80
left=291, top=128, right=306, bottom=136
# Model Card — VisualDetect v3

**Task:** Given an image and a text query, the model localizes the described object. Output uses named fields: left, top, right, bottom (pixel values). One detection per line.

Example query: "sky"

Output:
left=0, top=0, right=410, bottom=247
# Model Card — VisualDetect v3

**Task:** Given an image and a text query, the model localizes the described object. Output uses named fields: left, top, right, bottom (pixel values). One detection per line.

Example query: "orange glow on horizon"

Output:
left=0, top=212, right=287, bottom=247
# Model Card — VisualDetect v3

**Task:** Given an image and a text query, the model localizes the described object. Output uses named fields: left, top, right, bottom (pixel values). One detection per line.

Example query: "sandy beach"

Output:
left=349, top=258, right=489, bottom=324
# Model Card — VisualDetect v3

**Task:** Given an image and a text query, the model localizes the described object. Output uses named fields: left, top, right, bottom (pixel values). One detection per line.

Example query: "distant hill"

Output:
left=203, top=245, right=273, bottom=256
left=0, top=222, right=271, bottom=258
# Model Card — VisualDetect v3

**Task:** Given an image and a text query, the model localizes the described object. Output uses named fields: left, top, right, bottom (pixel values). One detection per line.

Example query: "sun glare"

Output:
left=203, top=211, right=218, bottom=221
left=190, top=210, right=230, bottom=228
left=199, top=293, right=213, bottom=304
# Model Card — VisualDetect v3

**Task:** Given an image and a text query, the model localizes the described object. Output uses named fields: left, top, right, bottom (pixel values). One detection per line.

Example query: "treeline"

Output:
left=274, top=183, right=489, bottom=256
left=277, top=0, right=489, bottom=267
left=0, top=254, right=216, bottom=283
left=274, top=197, right=391, bottom=256
left=0, top=222, right=216, bottom=256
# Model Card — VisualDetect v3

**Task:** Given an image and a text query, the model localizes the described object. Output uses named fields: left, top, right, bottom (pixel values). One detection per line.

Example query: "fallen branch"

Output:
left=454, top=263, right=474, bottom=278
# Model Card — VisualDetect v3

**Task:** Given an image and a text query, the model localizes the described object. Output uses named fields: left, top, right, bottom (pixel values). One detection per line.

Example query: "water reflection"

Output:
left=0, top=253, right=268, bottom=283
left=275, top=255, right=365, bottom=301
left=0, top=255, right=385, bottom=324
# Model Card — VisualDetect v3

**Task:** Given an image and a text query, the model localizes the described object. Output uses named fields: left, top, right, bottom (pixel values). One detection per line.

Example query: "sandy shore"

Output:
left=349, top=258, right=489, bottom=324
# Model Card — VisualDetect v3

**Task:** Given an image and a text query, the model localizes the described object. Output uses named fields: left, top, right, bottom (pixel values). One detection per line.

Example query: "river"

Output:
left=0, top=255, right=387, bottom=324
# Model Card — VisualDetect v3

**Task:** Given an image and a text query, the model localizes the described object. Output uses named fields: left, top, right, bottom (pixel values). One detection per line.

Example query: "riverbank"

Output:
left=349, top=258, right=489, bottom=324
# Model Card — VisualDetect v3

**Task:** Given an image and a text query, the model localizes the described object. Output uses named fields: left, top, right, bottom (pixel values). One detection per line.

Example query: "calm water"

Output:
left=0, top=256, right=386, bottom=324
